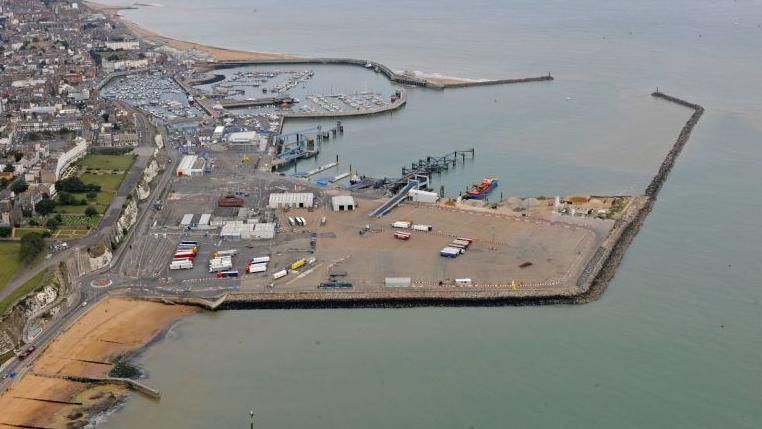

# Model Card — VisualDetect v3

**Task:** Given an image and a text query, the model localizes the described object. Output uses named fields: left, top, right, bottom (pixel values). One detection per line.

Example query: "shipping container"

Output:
left=290, top=259, right=306, bottom=270
left=250, top=256, right=271, bottom=264
left=391, top=221, right=412, bottom=229
left=448, top=242, right=468, bottom=250
left=455, top=237, right=474, bottom=244
left=273, top=269, right=288, bottom=280
left=180, top=241, right=200, bottom=246
left=385, top=277, right=412, bottom=287
left=412, top=224, right=432, bottom=232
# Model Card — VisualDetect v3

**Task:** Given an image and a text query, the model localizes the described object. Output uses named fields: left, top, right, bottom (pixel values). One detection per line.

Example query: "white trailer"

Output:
left=391, top=221, right=411, bottom=229
left=273, top=269, right=288, bottom=280
left=412, top=224, right=433, bottom=232
left=170, top=260, right=193, bottom=270
left=213, top=249, right=238, bottom=257
left=250, top=256, right=271, bottom=264
left=247, top=263, right=267, bottom=274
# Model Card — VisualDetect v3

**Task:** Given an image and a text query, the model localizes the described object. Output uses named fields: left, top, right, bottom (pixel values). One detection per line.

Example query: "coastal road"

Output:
left=0, top=109, right=159, bottom=303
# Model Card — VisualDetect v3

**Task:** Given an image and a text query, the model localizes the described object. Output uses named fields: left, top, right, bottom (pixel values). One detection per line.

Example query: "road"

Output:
left=0, top=107, right=158, bottom=303
left=0, top=111, right=182, bottom=386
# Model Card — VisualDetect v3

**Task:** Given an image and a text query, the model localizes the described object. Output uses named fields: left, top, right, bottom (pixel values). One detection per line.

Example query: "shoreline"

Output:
left=0, top=297, right=196, bottom=428
left=83, top=1, right=489, bottom=85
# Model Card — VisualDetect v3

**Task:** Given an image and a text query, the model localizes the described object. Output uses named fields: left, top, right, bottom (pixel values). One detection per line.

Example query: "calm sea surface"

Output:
left=98, top=1, right=761, bottom=427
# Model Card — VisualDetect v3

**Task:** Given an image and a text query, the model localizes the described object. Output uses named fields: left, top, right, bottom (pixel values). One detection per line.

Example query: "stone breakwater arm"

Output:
left=574, top=92, right=705, bottom=302
left=200, top=58, right=552, bottom=89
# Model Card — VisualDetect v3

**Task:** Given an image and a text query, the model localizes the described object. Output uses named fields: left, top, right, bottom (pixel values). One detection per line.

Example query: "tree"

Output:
left=11, top=180, right=28, bottom=194
left=35, top=198, right=56, bottom=215
left=46, top=217, right=61, bottom=230
left=55, top=177, right=100, bottom=193
left=57, top=191, right=75, bottom=205
left=0, top=226, right=11, bottom=238
left=3, top=164, right=14, bottom=173
left=86, top=191, right=98, bottom=200
left=19, top=232, right=45, bottom=263
left=85, top=206, right=98, bottom=217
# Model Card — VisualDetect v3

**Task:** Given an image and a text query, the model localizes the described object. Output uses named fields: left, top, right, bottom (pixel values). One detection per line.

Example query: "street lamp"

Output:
left=249, top=409, right=255, bottom=429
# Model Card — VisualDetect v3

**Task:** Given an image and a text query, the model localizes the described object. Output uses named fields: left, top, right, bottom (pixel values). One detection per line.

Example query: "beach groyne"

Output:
left=199, top=58, right=552, bottom=89
left=34, top=373, right=161, bottom=400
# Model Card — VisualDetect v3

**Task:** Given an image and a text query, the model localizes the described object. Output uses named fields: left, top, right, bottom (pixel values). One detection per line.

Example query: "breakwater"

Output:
left=198, top=58, right=553, bottom=89
left=573, top=91, right=704, bottom=303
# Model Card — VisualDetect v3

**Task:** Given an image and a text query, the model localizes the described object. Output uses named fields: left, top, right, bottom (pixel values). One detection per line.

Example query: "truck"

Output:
left=250, top=256, right=271, bottom=264
left=412, top=224, right=433, bottom=232
left=170, top=260, right=194, bottom=270
left=440, top=247, right=462, bottom=258
left=176, top=245, right=198, bottom=254
left=290, top=259, right=306, bottom=270
left=391, top=221, right=412, bottom=229
left=216, top=270, right=239, bottom=278
left=247, top=263, right=267, bottom=274
left=455, top=278, right=473, bottom=286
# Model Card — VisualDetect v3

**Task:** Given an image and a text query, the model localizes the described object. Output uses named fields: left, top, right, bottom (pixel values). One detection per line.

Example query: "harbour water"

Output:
left=100, top=0, right=762, bottom=427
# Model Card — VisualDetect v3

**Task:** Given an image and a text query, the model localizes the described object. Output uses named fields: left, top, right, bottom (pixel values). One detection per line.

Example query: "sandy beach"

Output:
left=0, top=297, right=195, bottom=428
left=83, top=1, right=295, bottom=61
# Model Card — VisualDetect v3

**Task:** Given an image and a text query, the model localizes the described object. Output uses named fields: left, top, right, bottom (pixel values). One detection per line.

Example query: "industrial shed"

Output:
left=268, top=193, right=314, bottom=209
left=176, top=155, right=206, bottom=176
left=331, top=195, right=356, bottom=211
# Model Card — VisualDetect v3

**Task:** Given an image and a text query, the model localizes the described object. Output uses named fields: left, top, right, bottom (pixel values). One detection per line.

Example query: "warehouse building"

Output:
left=176, top=155, right=206, bottom=176
left=268, top=193, right=314, bottom=209
left=220, top=221, right=276, bottom=240
left=331, top=195, right=356, bottom=211
left=408, top=189, right=439, bottom=203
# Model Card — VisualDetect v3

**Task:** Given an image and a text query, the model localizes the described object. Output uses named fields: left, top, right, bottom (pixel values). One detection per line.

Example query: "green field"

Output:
left=79, top=154, right=135, bottom=171
left=0, top=242, right=22, bottom=292
left=14, top=226, right=91, bottom=240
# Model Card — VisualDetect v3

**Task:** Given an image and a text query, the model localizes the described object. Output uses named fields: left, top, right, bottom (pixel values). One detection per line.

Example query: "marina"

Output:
left=100, top=71, right=206, bottom=122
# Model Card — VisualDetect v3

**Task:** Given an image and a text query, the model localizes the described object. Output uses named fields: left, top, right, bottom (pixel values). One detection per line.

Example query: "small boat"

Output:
left=464, top=177, right=498, bottom=200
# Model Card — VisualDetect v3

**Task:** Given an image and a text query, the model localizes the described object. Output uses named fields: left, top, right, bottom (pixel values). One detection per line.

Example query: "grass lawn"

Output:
left=61, top=215, right=100, bottom=227
left=61, top=172, right=127, bottom=214
left=79, top=154, right=135, bottom=171
left=0, top=269, right=49, bottom=317
left=0, top=242, right=22, bottom=292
